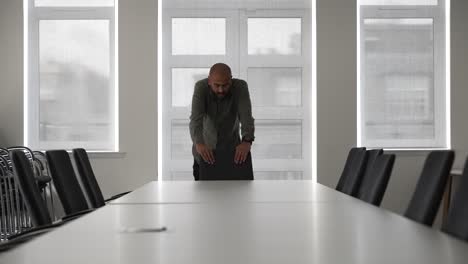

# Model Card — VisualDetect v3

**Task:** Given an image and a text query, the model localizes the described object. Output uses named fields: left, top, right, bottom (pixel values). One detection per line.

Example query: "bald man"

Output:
left=189, top=63, right=255, bottom=180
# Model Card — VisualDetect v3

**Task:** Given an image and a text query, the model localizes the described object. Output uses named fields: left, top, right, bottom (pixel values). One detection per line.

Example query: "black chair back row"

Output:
left=336, top=147, right=368, bottom=196
left=6, top=149, right=103, bottom=237
left=361, top=149, right=384, bottom=183
left=404, top=150, right=455, bottom=226
left=4, top=147, right=130, bottom=251
left=47, top=148, right=128, bottom=214
left=4, top=150, right=93, bottom=250
left=442, top=158, right=468, bottom=241
left=48, top=148, right=128, bottom=212
left=73, top=148, right=130, bottom=203
left=337, top=148, right=456, bottom=228
left=46, top=150, right=89, bottom=216
left=11, top=151, right=52, bottom=227
left=73, top=149, right=106, bottom=208
left=357, top=153, right=395, bottom=206
left=11, top=149, right=104, bottom=223
left=337, top=147, right=395, bottom=206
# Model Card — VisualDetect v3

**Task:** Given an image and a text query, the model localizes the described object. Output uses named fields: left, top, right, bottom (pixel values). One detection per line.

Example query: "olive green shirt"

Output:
left=189, top=78, right=255, bottom=161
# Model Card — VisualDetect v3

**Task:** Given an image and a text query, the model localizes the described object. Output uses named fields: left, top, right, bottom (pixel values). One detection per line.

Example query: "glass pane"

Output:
left=254, top=171, right=303, bottom=180
left=360, top=0, right=437, bottom=5
left=363, top=18, right=434, bottom=140
left=171, top=120, right=192, bottom=159
left=253, top=120, right=302, bottom=159
left=35, top=0, right=114, bottom=6
left=248, top=18, right=301, bottom=55
left=172, top=68, right=209, bottom=107
left=39, top=20, right=112, bottom=149
left=172, top=18, right=226, bottom=55
left=248, top=68, right=302, bottom=106
left=171, top=120, right=302, bottom=160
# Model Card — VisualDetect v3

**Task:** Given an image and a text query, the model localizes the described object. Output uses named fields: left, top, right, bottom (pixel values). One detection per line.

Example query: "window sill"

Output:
left=86, top=151, right=127, bottom=159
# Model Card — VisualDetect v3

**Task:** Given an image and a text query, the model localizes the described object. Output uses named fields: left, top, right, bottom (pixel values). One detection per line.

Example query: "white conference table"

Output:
left=1, top=181, right=468, bottom=264
left=111, top=180, right=349, bottom=204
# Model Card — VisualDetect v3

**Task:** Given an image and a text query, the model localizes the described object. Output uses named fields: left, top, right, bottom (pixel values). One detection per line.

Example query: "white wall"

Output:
left=91, top=0, right=158, bottom=196
left=315, top=0, right=426, bottom=215
left=0, top=0, right=158, bottom=197
left=1, top=0, right=468, bottom=218
left=0, top=0, right=23, bottom=148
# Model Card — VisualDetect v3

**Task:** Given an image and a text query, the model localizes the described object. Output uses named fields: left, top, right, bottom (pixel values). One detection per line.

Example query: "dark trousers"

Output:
left=193, top=159, right=199, bottom=181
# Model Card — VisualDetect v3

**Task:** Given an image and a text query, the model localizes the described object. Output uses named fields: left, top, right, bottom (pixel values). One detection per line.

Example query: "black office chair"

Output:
left=11, top=151, right=52, bottom=227
left=199, top=148, right=254, bottom=180
left=404, top=150, right=454, bottom=226
left=72, top=148, right=131, bottom=205
left=336, top=147, right=366, bottom=191
left=72, top=149, right=106, bottom=208
left=361, top=149, right=383, bottom=181
left=441, top=157, right=468, bottom=241
left=46, top=150, right=93, bottom=218
left=357, top=154, right=395, bottom=206
left=336, top=147, right=368, bottom=196
left=0, top=151, right=61, bottom=251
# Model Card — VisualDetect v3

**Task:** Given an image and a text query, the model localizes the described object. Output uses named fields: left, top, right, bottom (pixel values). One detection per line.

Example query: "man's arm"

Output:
left=189, top=81, right=206, bottom=144
left=237, top=80, right=255, bottom=142
left=189, top=81, right=215, bottom=164
left=235, top=80, right=255, bottom=164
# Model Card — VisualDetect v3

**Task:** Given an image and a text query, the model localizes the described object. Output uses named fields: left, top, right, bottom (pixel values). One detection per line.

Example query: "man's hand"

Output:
left=234, top=142, right=251, bottom=164
left=196, top=143, right=215, bottom=164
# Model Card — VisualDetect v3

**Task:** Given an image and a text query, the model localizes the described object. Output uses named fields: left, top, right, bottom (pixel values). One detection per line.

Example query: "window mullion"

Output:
left=32, top=8, right=113, bottom=20
left=27, top=15, right=41, bottom=149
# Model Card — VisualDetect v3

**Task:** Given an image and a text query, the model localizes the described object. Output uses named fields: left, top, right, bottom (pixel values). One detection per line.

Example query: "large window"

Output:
left=160, top=0, right=313, bottom=180
left=358, top=0, right=449, bottom=149
left=25, top=0, right=118, bottom=151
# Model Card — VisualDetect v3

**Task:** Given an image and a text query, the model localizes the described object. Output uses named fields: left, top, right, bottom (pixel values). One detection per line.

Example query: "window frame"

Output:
left=358, top=0, right=448, bottom=149
left=25, top=0, right=118, bottom=151
left=162, top=9, right=239, bottom=180
left=240, top=9, right=312, bottom=177
left=162, top=8, right=312, bottom=179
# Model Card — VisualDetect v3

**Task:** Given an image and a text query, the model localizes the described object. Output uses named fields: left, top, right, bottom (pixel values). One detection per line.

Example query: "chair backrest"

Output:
left=361, top=149, right=383, bottom=180
left=199, top=149, right=254, bottom=180
left=404, top=150, right=454, bottom=226
left=46, top=150, right=89, bottom=215
left=11, top=151, right=52, bottom=227
left=357, top=154, right=395, bottom=206
left=441, top=157, right=468, bottom=241
left=72, top=148, right=105, bottom=208
left=336, top=147, right=366, bottom=191
left=336, top=147, right=368, bottom=196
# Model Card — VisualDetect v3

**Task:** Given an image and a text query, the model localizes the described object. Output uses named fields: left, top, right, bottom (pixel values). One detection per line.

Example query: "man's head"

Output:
left=208, top=63, right=232, bottom=98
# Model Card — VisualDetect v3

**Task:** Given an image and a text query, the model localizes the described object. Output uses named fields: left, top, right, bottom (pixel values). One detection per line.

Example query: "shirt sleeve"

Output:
left=237, top=80, right=255, bottom=142
left=189, top=81, right=206, bottom=144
